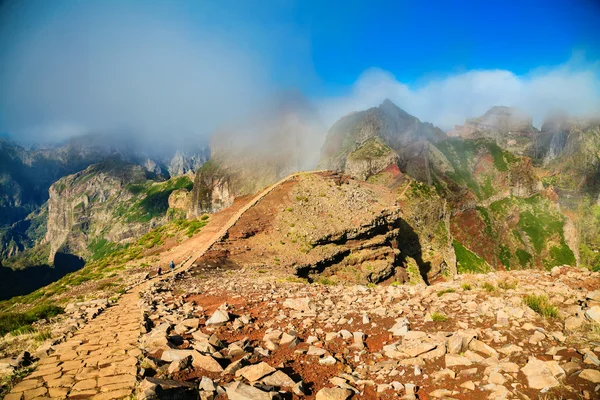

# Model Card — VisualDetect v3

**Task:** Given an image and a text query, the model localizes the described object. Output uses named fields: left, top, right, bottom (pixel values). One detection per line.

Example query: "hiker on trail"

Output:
left=156, top=266, right=162, bottom=276
left=169, top=260, right=175, bottom=271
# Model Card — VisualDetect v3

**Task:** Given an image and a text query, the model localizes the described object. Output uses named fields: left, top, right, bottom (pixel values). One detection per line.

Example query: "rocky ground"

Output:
left=133, top=265, right=600, bottom=400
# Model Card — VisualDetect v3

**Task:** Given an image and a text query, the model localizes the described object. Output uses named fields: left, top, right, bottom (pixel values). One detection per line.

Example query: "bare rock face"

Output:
left=167, top=149, right=209, bottom=177
left=168, top=189, right=191, bottom=212
left=188, top=161, right=235, bottom=216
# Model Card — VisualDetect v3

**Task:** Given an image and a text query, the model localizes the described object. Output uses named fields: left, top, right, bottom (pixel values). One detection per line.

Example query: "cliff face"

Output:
left=44, top=159, right=194, bottom=263
left=188, top=160, right=235, bottom=216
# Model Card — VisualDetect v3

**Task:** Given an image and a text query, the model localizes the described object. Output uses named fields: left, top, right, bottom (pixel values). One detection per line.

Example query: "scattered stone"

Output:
left=579, top=369, right=600, bottom=383
left=235, top=362, right=276, bottom=382
left=521, top=357, right=560, bottom=389
left=584, top=306, right=600, bottom=323
left=206, top=309, right=230, bottom=326
left=283, top=297, right=315, bottom=312
left=315, top=387, right=352, bottom=400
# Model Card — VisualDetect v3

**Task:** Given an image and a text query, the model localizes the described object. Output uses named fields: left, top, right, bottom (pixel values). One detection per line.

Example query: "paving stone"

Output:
left=28, top=367, right=62, bottom=378
left=22, top=387, right=48, bottom=400
left=72, top=379, right=97, bottom=391
left=48, top=387, right=70, bottom=398
left=97, top=374, right=136, bottom=387
left=11, top=379, right=43, bottom=392
left=91, top=389, right=133, bottom=400
left=99, top=381, right=136, bottom=392
left=46, top=376, right=75, bottom=388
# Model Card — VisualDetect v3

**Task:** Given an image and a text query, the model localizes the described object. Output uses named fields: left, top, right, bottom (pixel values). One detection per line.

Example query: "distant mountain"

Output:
left=0, top=134, right=208, bottom=265
left=448, top=106, right=539, bottom=156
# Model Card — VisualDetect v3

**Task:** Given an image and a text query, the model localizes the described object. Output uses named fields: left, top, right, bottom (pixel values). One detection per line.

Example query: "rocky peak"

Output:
left=319, top=99, right=445, bottom=181
left=167, top=148, right=210, bottom=177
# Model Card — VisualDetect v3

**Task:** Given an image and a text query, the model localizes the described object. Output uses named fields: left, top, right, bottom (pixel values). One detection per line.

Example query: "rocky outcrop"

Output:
left=188, top=160, right=235, bottom=216
left=201, top=172, right=456, bottom=284
left=344, top=137, right=400, bottom=180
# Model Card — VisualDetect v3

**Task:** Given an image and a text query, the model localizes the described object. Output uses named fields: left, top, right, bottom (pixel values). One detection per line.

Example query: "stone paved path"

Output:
left=7, top=172, right=313, bottom=400
left=7, top=290, right=141, bottom=400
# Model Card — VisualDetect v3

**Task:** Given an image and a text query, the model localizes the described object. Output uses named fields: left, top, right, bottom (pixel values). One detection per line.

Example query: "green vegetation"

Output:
left=0, top=365, right=37, bottom=399
left=0, top=304, right=64, bottom=336
left=88, top=238, right=124, bottom=261
left=577, top=199, right=600, bottom=271
left=405, top=260, right=424, bottom=285
left=523, top=294, right=559, bottom=318
left=476, top=206, right=494, bottom=237
left=461, top=283, right=472, bottom=291
left=436, top=138, right=518, bottom=200
left=409, top=181, right=436, bottom=199
left=516, top=248, right=532, bottom=267
left=348, top=137, right=394, bottom=160
left=1, top=243, right=51, bottom=270
left=314, top=276, right=336, bottom=285
left=430, top=312, right=448, bottom=322
left=498, top=245, right=511, bottom=269
left=482, top=282, right=497, bottom=292
left=453, top=240, right=490, bottom=273
left=437, top=288, right=456, bottom=297
left=1, top=214, right=210, bottom=315
left=498, top=280, right=518, bottom=290
left=120, top=176, right=193, bottom=223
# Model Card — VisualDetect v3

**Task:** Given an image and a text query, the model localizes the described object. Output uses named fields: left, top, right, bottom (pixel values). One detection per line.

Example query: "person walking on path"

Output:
left=169, top=260, right=175, bottom=272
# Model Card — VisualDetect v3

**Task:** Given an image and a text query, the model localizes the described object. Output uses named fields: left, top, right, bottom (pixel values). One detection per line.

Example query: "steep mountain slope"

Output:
left=537, top=117, right=600, bottom=270
left=44, top=158, right=195, bottom=264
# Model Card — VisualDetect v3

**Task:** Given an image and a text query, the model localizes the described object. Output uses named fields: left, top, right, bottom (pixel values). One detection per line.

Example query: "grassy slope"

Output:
left=435, top=138, right=520, bottom=200
left=453, top=194, right=575, bottom=272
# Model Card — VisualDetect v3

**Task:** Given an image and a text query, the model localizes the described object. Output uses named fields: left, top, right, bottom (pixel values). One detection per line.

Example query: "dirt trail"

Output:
left=7, top=171, right=318, bottom=400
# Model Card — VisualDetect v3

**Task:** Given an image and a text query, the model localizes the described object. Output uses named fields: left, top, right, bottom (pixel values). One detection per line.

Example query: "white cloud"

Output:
left=319, top=61, right=600, bottom=130
left=0, top=1, right=283, bottom=149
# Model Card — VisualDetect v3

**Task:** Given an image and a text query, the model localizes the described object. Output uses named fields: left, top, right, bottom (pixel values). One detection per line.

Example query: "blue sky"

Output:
left=0, top=0, right=599, bottom=141
left=298, top=0, right=600, bottom=93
